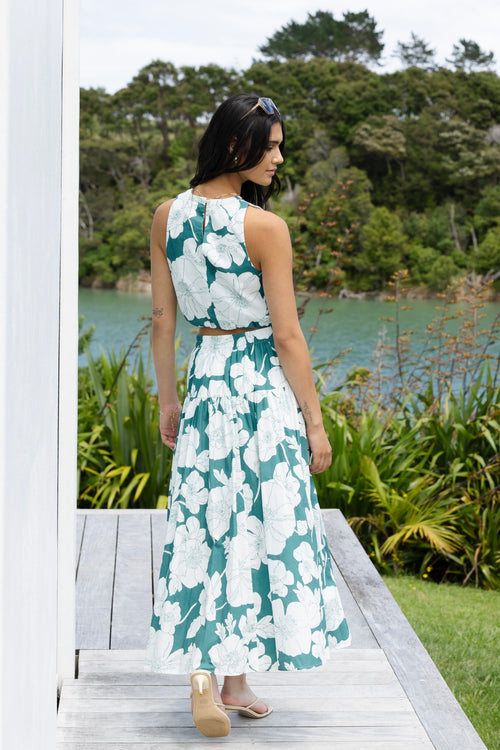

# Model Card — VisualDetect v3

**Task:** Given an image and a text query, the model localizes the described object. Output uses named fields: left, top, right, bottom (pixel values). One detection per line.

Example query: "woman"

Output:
left=145, top=93, right=350, bottom=738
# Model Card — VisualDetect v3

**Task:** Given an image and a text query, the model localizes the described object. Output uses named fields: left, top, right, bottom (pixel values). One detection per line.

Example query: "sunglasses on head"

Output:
left=240, top=97, right=280, bottom=120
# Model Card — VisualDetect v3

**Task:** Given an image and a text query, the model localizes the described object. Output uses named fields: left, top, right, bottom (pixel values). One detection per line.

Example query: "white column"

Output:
left=57, top=0, right=79, bottom=688
left=0, top=0, right=77, bottom=746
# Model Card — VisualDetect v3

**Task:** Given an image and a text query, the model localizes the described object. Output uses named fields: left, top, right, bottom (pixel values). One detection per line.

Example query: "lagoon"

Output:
left=79, top=288, right=499, bottom=389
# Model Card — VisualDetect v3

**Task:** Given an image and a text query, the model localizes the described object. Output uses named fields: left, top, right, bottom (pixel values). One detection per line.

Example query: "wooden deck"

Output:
left=56, top=509, right=487, bottom=749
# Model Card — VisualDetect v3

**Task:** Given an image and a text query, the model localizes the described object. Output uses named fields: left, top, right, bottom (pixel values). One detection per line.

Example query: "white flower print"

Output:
left=268, top=559, right=294, bottom=597
left=209, top=633, right=249, bottom=674
left=272, top=599, right=312, bottom=657
left=268, top=388, right=299, bottom=430
left=206, top=484, right=233, bottom=540
left=196, top=449, right=210, bottom=474
left=205, top=408, right=233, bottom=460
left=210, top=271, right=263, bottom=328
left=182, top=470, right=208, bottom=514
left=238, top=610, right=258, bottom=644
left=261, top=482, right=297, bottom=556
left=311, top=630, right=328, bottom=661
left=199, top=571, right=222, bottom=621
left=153, top=577, right=168, bottom=614
left=248, top=641, right=272, bottom=672
left=164, top=501, right=184, bottom=545
left=175, top=425, right=200, bottom=468
left=204, top=232, right=246, bottom=268
left=256, top=407, right=285, bottom=461
left=148, top=628, right=174, bottom=669
left=169, top=256, right=211, bottom=322
left=210, top=200, right=241, bottom=231
left=295, top=582, right=322, bottom=628
left=293, top=541, right=319, bottom=584
left=268, top=363, right=286, bottom=388
left=144, top=189, right=350, bottom=675
left=323, top=586, right=346, bottom=631
left=182, top=237, right=204, bottom=265
left=264, top=461, right=302, bottom=508
left=156, top=600, right=182, bottom=634
left=223, top=203, right=247, bottom=233
left=230, top=355, right=266, bottom=395
left=167, top=203, right=198, bottom=239
left=169, top=517, right=211, bottom=589
left=243, top=434, right=259, bottom=473
left=226, top=537, right=253, bottom=607
left=187, top=616, right=203, bottom=639
left=246, top=515, right=266, bottom=569
left=236, top=416, right=250, bottom=448
left=296, top=520, right=308, bottom=536
left=162, top=645, right=203, bottom=673
left=194, top=336, right=234, bottom=379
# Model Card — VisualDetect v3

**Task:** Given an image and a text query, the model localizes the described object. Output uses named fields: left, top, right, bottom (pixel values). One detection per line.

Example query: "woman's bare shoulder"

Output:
left=245, top=205, right=289, bottom=238
left=154, top=198, right=175, bottom=220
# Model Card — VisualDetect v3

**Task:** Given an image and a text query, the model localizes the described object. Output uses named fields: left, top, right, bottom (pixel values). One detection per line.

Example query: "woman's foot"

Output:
left=190, top=670, right=230, bottom=737
left=221, top=674, right=272, bottom=717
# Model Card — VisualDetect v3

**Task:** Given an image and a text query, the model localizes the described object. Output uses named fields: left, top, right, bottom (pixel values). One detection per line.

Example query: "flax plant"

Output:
left=78, top=320, right=187, bottom=509
left=315, top=274, right=500, bottom=588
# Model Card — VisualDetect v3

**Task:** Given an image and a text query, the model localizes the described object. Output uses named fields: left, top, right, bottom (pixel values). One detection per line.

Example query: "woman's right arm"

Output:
left=150, top=199, right=181, bottom=449
left=245, top=208, right=332, bottom=474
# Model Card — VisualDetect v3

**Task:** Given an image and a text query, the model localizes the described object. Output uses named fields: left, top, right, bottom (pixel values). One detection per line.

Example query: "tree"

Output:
left=475, top=225, right=500, bottom=274
left=258, top=10, right=384, bottom=65
left=357, top=207, right=407, bottom=288
left=394, top=32, right=436, bottom=70
left=446, top=39, right=496, bottom=73
left=353, top=115, right=407, bottom=179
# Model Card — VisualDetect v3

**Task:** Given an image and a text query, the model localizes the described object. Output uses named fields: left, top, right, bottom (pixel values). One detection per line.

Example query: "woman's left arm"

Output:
left=150, top=200, right=181, bottom=449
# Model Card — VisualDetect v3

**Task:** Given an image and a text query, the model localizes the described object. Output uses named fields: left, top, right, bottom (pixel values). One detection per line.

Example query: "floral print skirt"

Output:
left=145, top=326, right=350, bottom=675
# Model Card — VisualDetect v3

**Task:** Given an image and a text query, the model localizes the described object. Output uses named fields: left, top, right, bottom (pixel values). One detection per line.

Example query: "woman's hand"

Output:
left=159, top=402, right=182, bottom=449
left=306, top=424, right=332, bottom=474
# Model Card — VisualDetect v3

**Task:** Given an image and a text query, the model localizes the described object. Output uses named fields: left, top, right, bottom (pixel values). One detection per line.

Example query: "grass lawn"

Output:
left=384, top=575, right=500, bottom=750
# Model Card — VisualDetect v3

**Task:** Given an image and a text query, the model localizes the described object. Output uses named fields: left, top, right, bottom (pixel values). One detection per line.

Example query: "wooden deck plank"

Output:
left=322, top=509, right=487, bottom=750
left=62, top=510, right=486, bottom=750
left=111, top=513, right=153, bottom=649
left=56, top=743, right=434, bottom=750
left=58, top=696, right=413, bottom=715
left=78, top=647, right=386, bottom=663
left=328, top=555, right=378, bottom=648
left=57, top=709, right=425, bottom=728
left=75, top=513, right=117, bottom=650
left=58, top=720, right=432, bottom=750
left=59, top=681, right=407, bottom=700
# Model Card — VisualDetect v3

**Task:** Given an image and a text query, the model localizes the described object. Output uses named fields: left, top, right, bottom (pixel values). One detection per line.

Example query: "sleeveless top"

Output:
left=165, top=189, right=271, bottom=329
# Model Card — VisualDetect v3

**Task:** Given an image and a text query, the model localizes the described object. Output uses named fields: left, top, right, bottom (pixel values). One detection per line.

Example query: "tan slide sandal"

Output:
left=223, top=697, right=273, bottom=718
left=190, top=670, right=231, bottom=737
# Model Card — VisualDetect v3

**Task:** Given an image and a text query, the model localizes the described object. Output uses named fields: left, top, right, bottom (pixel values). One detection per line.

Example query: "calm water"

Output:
left=79, top=288, right=499, bottom=388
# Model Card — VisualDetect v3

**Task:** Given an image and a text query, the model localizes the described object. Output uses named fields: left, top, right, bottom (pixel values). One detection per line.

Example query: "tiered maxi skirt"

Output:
left=145, top=326, right=350, bottom=675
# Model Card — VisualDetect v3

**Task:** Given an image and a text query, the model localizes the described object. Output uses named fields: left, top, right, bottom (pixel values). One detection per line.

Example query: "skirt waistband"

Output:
left=197, top=325, right=269, bottom=336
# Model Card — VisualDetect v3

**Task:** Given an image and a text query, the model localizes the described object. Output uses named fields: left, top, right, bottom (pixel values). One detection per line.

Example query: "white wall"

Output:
left=0, top=0, right=78, bottom=747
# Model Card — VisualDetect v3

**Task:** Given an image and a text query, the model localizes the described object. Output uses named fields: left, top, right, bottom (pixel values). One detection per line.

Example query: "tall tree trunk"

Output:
left=448, top=204, right=462, bottom=252
left=79, top=190, right=94, bottom=240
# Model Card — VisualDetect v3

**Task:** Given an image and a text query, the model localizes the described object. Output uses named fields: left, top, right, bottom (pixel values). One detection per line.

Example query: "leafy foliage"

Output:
left=312, top=276, right=500, bottom=589
left=258, top=10, right=384, bottom=65
left=80, top=43, right=500, bottom=290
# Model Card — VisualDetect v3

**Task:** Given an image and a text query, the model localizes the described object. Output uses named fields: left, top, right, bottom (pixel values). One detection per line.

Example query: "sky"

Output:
left=80, top=0, right=500, bottom=93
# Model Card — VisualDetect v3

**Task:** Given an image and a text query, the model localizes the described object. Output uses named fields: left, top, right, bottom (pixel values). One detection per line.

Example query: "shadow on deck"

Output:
left=56, top=509, right=486, bottom=749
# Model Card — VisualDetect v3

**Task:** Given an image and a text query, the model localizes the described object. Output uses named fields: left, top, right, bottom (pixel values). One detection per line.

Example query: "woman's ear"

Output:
left=229, top=137, right=237, bottom=154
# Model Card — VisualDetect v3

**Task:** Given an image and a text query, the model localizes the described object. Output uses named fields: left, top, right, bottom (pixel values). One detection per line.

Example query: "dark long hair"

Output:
left=190, top=93, right=285, bottom=208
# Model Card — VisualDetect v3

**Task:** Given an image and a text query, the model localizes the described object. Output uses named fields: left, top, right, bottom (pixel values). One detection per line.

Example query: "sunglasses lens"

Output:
left=261, top=97, right=278, bottom=114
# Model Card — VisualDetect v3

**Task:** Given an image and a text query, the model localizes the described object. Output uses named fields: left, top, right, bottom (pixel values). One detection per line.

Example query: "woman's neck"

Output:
left=193, top=175, right=243, bottom=198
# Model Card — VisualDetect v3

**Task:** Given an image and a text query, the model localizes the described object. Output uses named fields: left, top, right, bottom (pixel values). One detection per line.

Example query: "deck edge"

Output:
left=323, top=508, right=487, bottom=750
